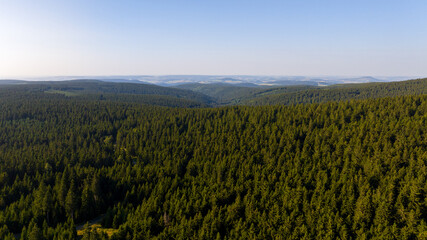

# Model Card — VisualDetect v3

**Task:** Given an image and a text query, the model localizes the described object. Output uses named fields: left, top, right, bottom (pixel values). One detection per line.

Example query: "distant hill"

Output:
left=0, top=80, right=214, bottom=108
left=177, top=83, right=320, bottom=105
left=177, top=78, right=427, bottom=106
left=241, top=78, right=427, bottom=106
left=0, top=79, right=27, bottom=85
left=2, top=78, right=426, bottom=108
left=176, top=83, right=263, bottom=104
left=3, top=75, right=410, bottom=87
left=96, top=79, right=152, bottom=84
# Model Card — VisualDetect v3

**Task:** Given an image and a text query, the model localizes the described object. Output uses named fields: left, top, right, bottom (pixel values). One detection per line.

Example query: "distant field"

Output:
left=44, top=89, right=81, bottom=96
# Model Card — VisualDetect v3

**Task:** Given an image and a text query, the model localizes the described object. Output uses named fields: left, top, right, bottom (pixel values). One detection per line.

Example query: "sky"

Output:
left=0, top=0, right=426, bottom=77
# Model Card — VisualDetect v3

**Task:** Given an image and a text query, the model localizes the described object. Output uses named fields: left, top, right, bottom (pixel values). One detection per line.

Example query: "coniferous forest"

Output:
left=1, top=80, right=427, bottom=239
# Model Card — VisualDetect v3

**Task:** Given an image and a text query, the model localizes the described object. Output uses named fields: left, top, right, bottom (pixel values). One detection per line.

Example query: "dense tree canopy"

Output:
left=242, top=78, right=427, bottom=106
left=1, top=81, right=427, bottom=239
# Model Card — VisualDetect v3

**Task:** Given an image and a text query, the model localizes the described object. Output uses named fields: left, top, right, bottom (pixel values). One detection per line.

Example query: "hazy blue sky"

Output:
left=0, top=0, right=426, bottom=77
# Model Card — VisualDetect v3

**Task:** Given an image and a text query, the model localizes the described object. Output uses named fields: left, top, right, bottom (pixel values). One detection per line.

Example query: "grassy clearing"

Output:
left=77, top=223, right=118, bottom=238
left=44, top=89, right=80, bottom=96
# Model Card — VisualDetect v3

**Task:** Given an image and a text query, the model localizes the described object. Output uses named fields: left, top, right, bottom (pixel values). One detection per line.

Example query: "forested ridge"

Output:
left=242, top=78, right=427, bottom=105
left=176, top=78, right=427, bottom=106
left=2, top=78, right=427, bottom=107
left=175, top=83, right=315, bottom=105
left=0, top=80, right=214, bottom=108
left=1, top=82, right=427, bottom=239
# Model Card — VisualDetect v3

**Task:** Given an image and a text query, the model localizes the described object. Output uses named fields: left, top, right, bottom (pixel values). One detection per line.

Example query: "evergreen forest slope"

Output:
left=240, top=78, right=427, bottom=105
left=176, top=78, right=427, bottom=106
left=0, top=80, right=214, bottom=108
left=2, top=78, right=427, bottom=107
left=1, top=86, right=427, bottom=239
left=175, top=83, right=315, bottom=105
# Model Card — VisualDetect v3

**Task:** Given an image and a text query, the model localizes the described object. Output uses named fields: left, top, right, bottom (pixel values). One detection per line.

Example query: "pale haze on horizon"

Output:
left=0, top=0, right=426, bottom=78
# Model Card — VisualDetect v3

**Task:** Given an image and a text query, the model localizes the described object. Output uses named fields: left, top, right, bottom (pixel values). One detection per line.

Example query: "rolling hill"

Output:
left=241, top=78, right=427, bottom=105
left=0, top=80, right=214, bottom=108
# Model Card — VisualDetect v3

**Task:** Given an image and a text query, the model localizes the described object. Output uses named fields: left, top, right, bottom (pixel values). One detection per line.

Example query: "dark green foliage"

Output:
left=243, top=78, right=427, bottom=105
left=0, top=80, right=213, bottom=107
left=175, top=83, right=277, bottom=105
left=177, top=78, right=427, bottom=106
left=1, top=84, right=427, bottom=239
